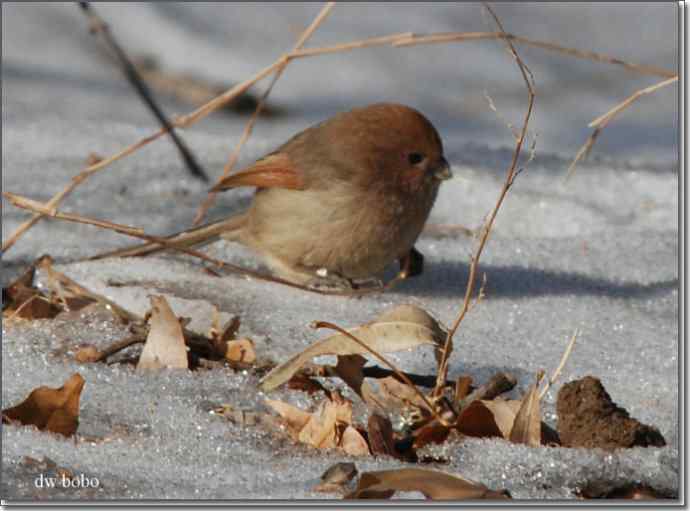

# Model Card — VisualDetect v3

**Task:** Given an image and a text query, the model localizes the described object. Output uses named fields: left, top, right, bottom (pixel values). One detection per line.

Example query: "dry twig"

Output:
left=539, top=330, right=579, bottom=399
left=3, top=6, right=673, bottom=257
left=393, top=31, right=676, bottom=79
left=77, top=1, right=207, bottom=182
left=565, top=76, right=678, bottom=179
left=433, top=3, right=536, bottom=398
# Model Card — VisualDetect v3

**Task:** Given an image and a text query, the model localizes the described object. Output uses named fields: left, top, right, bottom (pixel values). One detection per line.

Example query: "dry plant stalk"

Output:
left=78, top=1, right=207, bottom=182
left=393, top=31, right=676, bottom=79
left=2, top=3, right=674, bottom=253
left=539, top=329, right=579, bottom=400
left=565, top=76, right=678, bottom=179
left=433, top=3, right=536, bottom=398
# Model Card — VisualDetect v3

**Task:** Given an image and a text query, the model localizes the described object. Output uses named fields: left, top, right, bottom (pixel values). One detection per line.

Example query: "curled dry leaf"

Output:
left=367, top=413, right=399, bottom=458
left=224, top=338, right=256, bottom=364
left=74, top=345, right=101, bottom=363
left=509, top=379, right=542, bottom=447
left=264, top=399, right=312, bottom=433
left=137, top=295, right=189, bottom=370
left=2, top=263, right=61, bottom=320
left=457, top=399, right=522, bottom=439
left=314, top=462, right=358, bottom=493
left=260, top=304, right=447, bottom=392
left=265, top=396, right=369, bottom=455
left=2, top=373, right=85, bottom=437
left=345, top=468, right=510, bottom=500
left=333, top=355, right=386, bottom=410
left=378, top=376, right=431, bottom=413
left=341, top=426, right=370, bottom=457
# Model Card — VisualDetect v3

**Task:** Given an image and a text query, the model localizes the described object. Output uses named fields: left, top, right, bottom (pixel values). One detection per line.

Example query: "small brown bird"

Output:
left=97, top=103, right=451, bottom=289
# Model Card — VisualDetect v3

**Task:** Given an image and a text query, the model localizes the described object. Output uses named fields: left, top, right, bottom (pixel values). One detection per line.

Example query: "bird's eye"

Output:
left=408, top=152, right=425, bottom=165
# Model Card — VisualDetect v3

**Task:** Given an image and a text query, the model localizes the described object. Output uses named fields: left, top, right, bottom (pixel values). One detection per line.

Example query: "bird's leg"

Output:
left=398, top=246, right=424, bottom=279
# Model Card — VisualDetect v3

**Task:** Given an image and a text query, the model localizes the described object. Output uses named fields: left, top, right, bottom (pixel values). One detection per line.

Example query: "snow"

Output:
left=2, top=2, right=679, bottom=501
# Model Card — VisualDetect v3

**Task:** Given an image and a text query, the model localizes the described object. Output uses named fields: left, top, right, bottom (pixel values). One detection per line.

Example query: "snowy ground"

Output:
left=2, top=2, right=680, bottom=501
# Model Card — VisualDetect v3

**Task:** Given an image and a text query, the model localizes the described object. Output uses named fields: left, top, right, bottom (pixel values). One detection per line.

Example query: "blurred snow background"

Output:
left=2, top=2, right=679, bottom=501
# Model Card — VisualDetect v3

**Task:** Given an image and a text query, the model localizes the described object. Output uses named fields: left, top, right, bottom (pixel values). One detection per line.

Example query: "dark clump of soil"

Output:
left=557, top=376, right=666, bottom=449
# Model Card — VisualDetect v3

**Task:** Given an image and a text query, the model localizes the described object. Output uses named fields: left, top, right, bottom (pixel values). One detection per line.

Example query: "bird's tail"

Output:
left=88, top=213, right=246, bottom=260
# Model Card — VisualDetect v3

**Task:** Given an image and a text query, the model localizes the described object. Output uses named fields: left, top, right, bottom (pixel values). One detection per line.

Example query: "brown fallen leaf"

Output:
left=2, top=263, right=61, bottom=320
left=345, top=468, right=510, bottom=500
left=74, top=345, right=101, bottom=363
left=509, top=375, right=542, bottom=447
left=367, top=413, right=397, bottom=457
left=454, top=376, right=473, bottom=406
left=314, top=462, right=358, bottom=493
left=341, top=426, right=370, bottom=456
left=224, top=338, right=256, bottom=364
left=333, top=355, right=386, bottom=410
left=297, top=400, right=339, bottom=449
left=137, top=296, right=189, bottom=370
left=260, top=304, right=447, bottom=392
left=378, top=376, right=431, bottom=414
left=457, top=399, right=522, bottom=439
left=264, top=399, right=312, bottom=433
left=265, top=395, right=368, bottom=455
left=2, top=373, right=85, bottom=437
left=286, top=373, right=328, bottom=394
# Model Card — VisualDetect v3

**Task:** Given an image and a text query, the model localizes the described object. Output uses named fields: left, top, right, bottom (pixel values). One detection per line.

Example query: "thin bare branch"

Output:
left=394, top=31, right=676, bottom=79
left=566, top=75, right=677, bottom=179
left=590, top=76, right=678, bottom=128
left=539, top=330, right=579, bottom=400
left=3, top=192, right=144, bottom=237
left=77, top=1, right=207, bottom=182
left=433, top=3, right=536, bottom=398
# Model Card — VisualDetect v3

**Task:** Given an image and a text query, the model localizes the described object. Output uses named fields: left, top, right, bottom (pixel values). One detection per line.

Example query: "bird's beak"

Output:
left=433, top=157, right=452, bottom=181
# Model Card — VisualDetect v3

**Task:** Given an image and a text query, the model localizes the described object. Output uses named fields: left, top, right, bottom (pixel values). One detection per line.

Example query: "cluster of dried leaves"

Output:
left=1, top=2, right=676, bottom=501
left=1, top=253, right=668, bottom=500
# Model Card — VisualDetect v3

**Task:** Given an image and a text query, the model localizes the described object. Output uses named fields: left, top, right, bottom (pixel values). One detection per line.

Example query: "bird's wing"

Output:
left=210, top=153, right=305, bottom=192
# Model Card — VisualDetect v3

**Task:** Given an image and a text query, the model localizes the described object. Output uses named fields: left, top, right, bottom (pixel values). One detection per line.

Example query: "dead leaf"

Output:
left=297, top=400, right=339, bottom=449
left=457, top=399, right=522, bottom=439
left=137, top=295, right=189, bottom=370
left=260, top=304, right=446, bottom=391
left=286, top=373, right=328, bottom=394
left=224, top=338, right=256, bottom=364
left=265, top=396, right=362, bottom=454
left=454, top=376, right=473, bottom=405
left=2, top=264, right=61, bottom=320
left=2, top=373, right=85, bottom=437
left=209, top=310, right=241, bottom=356
left=321, top=461, right=358, bottom=484
left=509, top=377, right=542, bottom=447
left=411, top=419, right=451, bottom=449
left=314, top=462, right=358, bottom=493
left=333, top=355, right=386, bottom=409
left=367, top=414, right=397, bottom=457
left=74, top=345, right=101, bottom=363
left=378, top=376, right=431, bottom=413
left=345, top=468, right=510, bottom=500
left=264, top=399, right=313, bottom=434
left=341, top=426, right=370, bottom=456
